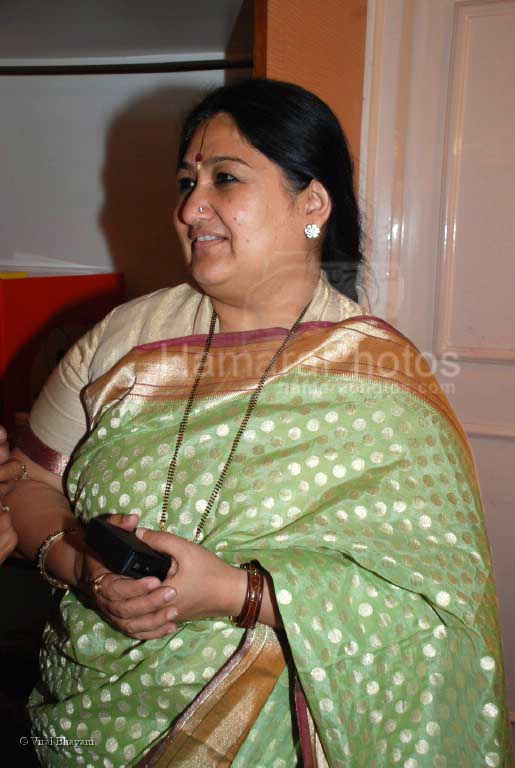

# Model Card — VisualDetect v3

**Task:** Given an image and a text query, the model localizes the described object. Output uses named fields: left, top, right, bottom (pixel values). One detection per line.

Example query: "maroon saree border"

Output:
left=17, top=424, right=69, bottom=477
left=137, top=320, right=336, bottom=351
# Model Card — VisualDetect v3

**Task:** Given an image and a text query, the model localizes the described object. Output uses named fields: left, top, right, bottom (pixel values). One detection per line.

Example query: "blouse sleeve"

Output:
left=19, top=312, right=111, bottom=473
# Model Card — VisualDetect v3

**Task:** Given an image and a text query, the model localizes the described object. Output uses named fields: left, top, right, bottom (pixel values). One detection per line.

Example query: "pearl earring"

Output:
left=304, top=223, right=320, bottom=239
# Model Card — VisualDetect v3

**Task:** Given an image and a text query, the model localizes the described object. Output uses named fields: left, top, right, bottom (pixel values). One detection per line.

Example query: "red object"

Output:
left=0, top=273, right=125, bottom=435
left=195, top=152, right=203, bottom=163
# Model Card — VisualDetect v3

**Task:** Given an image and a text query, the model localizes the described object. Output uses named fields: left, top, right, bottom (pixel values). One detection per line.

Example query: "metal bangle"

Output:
left=36, top=528, right=80, bottom=590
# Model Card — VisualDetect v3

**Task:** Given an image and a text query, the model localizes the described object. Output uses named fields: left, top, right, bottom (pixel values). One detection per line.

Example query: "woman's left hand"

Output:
left=135, top=528, right=247, bottom=624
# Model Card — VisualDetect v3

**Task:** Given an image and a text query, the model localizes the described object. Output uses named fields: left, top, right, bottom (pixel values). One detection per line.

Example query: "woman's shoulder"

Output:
left=106, top=282, right=201, bottom=324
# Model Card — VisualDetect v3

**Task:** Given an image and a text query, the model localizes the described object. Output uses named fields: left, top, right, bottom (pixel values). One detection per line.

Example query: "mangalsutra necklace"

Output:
left=159, top=302, right=311, bottom=541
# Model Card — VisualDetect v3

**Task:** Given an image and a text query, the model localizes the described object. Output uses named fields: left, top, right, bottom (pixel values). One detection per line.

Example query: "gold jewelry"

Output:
left=16, top=463, right=29, bottom=481
left=36, top=528, right=79, bottom=589
left=159, top=302, right=311, bottom=540
left=90, top=572, right=110, bottom=597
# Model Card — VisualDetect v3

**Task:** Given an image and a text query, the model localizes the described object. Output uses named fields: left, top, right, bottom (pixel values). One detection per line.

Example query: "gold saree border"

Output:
left=84, top=315, right=473, bottom=463
left=136, top=624, right=286, bottom=768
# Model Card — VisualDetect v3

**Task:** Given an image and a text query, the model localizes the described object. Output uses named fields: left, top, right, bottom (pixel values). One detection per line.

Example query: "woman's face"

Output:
left=173, top=113, right=324, bottom=304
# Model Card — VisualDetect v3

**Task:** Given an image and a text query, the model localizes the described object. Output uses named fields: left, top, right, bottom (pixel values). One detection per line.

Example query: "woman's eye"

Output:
left=178, top=177, right=195, bottom=193
left=215, top=172, right=237, bottom=185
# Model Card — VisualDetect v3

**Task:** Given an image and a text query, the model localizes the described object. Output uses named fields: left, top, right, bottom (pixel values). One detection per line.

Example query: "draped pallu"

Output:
left=28, top=318, right=512, bottom=767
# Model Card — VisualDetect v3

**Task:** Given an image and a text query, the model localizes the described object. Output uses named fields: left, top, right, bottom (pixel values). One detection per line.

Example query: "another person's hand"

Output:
left=77, top=514, right=182, bottom=640
left=0, top=426, right=27, bottom=497
left=0, top=504, right=18, bottom=564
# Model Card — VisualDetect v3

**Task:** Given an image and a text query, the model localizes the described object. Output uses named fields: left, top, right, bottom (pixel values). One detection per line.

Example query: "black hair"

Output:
left=178, top=78, right=364, bottom=303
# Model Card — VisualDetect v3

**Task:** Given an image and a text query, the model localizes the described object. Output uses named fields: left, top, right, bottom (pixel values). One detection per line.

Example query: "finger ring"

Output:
left=16, top=464, right=29, bottom=481
left=90, top=572, right=110, bottom=597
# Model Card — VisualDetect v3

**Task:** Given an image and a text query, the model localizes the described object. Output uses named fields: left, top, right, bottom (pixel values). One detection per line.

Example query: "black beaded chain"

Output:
left=158, top=302, right=311, bottom=541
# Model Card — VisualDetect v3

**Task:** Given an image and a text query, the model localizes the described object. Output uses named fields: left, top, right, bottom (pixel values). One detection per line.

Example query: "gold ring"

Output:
left=16, top=463, right=29, bottom=481
left=90, top=572, right=110, bottom=597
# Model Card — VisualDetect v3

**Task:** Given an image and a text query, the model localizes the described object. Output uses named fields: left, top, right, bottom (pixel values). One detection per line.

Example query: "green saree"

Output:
left=28, top=317, right=512, bottom=767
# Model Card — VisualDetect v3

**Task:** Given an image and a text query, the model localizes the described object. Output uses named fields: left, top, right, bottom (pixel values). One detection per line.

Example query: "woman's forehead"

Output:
left=184, top=114, right=255, bottom=162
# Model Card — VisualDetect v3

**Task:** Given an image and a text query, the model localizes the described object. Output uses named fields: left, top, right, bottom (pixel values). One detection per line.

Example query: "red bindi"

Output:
left=195, top=153, right=203, bottom=163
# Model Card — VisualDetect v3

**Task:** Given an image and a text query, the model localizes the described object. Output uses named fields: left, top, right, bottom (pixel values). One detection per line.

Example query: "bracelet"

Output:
left=231, top=560, right=265, bottom=629
left=36, top=528, right=80, bottom=590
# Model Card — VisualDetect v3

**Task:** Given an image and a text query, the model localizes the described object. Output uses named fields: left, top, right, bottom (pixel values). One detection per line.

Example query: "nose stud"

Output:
left=199, top=206, right=205, bottom=213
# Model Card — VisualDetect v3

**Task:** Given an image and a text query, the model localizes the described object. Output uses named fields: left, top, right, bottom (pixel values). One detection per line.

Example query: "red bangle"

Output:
left=231, top=560, right=265, bottom=629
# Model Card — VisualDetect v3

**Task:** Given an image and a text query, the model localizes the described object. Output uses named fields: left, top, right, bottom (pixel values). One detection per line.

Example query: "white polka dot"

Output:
left=351, top=458, right=365, bottom=471
left=485, top=753, right=500, bottom=767
left=320, top=698, right=334, bottom=713
left=243, top=429, right=256, bottom=441
left=423, top=643, right=436, bottom=658
left=311, top=667, right=326, bottom=681
left=315, top=472, right=328, bottom=486
left=306, top=455, right=320, bottom=468
left=367, top=681, right=379, bottom=695
left=358, top=603, right=373, bottom=617
left=344, top=641, right=358, bottom=655
left=400, top=729, right=412, bottom=743
left=480, top=656, right=496, bottom=671
left=415, top=740, right=429, bottom=755
left=144, top=494, right=158, bottom=508
left=353, top=418, right=367, bottom=431
left=121, top=682, right=132, bottom=696
left=482, top=702, right=499, bottom=719
left=362, top=653, right=374, bottom=666
left=306, top=419, right=320, bottom=431
left=261, top=420, right=275, bottom=432
left=426, top=721, right=440, bottom=736
left=271, top=514, right=284, bottom=528
left=288, top=462, right=301, bottom=476
left=332, top=465, right=347, bottom=478
left=372, top=411, right=385, bottom=423
left=217, top=424, right=229, bottom=436
left=328, top=629, right=342, bottom=643
left=325, top=411, right=338, bottom=423
left=354, top=505, right=367, bottom=519
left=277, top=590, right=292, bottom=605
left=436, top=591, right=451, bottom=607
left=419, top=515, right=432, bottom=529
left=444, top=532, right=457, bottom=545
left=288, top=428, right=302, bottom=440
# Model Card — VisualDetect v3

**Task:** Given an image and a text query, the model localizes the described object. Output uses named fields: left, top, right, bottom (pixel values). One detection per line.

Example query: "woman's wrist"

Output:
left=41, top=526, right=86, bottom=590
left=219, top=563, right=248, bottom=618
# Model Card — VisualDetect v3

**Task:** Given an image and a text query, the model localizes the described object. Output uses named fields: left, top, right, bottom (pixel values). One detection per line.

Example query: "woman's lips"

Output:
left=192, top=236, right=227, bottom=252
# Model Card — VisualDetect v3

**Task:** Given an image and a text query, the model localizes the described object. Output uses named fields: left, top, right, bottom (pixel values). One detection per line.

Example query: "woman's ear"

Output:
left=304, top=180, right=332, bottom=227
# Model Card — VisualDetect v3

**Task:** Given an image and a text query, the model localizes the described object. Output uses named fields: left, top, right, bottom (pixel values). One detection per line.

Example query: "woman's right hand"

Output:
left=77, top=513, right=179, bottom=640
left=0, top=504, right=18, bottom=564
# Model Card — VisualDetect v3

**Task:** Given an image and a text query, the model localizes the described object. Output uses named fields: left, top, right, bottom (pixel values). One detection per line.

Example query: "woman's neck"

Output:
left=208, top=270, right=321, bottom=334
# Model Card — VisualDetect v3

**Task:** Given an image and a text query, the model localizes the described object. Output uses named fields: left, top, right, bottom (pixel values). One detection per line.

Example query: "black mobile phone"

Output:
left=85, top=517, right=173, bottom=581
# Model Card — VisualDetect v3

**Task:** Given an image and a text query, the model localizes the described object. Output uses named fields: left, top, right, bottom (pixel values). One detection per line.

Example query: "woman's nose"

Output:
left=178, top=185, right=212, bottom=226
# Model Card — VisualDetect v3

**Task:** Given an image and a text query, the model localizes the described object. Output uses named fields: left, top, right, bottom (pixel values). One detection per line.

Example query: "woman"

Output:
left=6, top=79, right=512, bottom=767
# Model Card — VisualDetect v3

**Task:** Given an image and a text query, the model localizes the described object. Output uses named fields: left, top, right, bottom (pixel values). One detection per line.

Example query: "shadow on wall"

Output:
left=98, top=70, right=250, bottom=299
left=98, top=85, right=196, bottom=299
